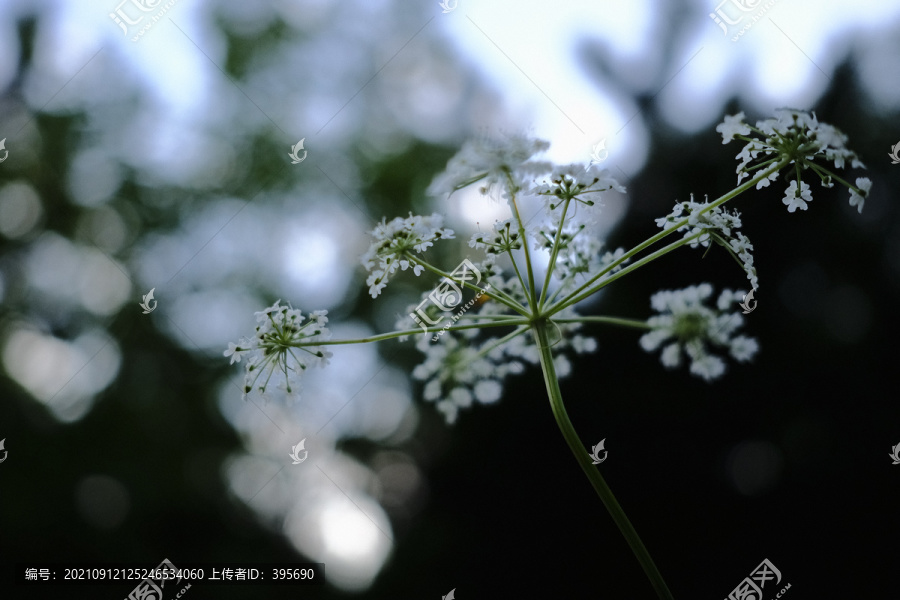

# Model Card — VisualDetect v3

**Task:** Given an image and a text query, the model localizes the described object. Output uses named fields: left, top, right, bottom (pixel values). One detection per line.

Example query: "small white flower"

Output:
left=782, top=180, right=813, bottom=213
left=849, top=177, right=871, bottom=214
left=716, top=112, right=751, bottom=144
left=473, top=380, right=502, bottom=404
left=729, top=336, right=759, bottom=362
left=224, top=341, right=251, bottom=364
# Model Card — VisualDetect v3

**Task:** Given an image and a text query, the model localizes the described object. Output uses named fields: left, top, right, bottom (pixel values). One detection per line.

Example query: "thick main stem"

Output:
left=531, top=320, right=675, bottom=600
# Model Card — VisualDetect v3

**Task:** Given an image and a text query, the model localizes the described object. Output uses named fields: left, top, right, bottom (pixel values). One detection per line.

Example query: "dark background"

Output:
left=1, top=1, right=898, bottom=598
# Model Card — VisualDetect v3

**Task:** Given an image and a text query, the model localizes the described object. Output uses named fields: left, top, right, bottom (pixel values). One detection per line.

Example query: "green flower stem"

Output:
left=409, top=255, right=528, bottom=316
left=808, top=162, right=859, bottom=191
left=546, top=232, right=701, bottom=316
left=505, top=169, right=540, bottom=312
left=531, top=320, right=675, bottom=600
left=289, top=320, right=529, bottom=348
left=538, top=197, right=573, bottom=308
left=547, top=158, right=789, bottom=315
left=506, top=246, right=532, bottom=308
left=553, top=316, right=652, bottom=330
left=469, top=325, right=529, bottom=361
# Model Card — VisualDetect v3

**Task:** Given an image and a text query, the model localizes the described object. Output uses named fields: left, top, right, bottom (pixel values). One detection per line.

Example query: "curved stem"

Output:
left=532, top=320, right=675, bottom=600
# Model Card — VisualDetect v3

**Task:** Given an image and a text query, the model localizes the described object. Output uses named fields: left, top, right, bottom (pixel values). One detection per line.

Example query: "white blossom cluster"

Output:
left=361, top=213, right=455, bottom=298
left=531, top=218, right=629, bottom=286
left=716, top=109, right=871, bottom=214
left=224, top=300, right=332, bottom=404
left=639, top=284, right=757, bottom=381
left=410, top=308, right=597, bottom=424
left=656, top=195, right=758, bottom=290
left=531, top=164, right=626, bottom=211
left=425, top=132, right=551, bottom=200
left=468, top=219, right=523, bottom=255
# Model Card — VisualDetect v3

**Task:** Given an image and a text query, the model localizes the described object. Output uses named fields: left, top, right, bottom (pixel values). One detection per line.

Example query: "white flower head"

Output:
left=426, top=132, right=551, bottom=200
left=640, top=285, right=757, bottom=381
left=361, top=212, right=455, bottom=298
left=227, top=302, right=332, bottom=402
left=531, top=165, right=625, bottom=211
left=720, top=109, right=869, bottom=212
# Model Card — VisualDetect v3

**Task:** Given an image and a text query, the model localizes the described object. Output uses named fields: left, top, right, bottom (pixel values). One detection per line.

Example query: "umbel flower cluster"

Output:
left=226, top=109, right=867, bottom=599
left=227, top=110, right=868, bottom=423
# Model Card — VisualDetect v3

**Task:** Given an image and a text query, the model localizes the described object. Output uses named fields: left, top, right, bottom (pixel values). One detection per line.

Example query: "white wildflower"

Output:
left=782, top=180, right=812, bottom=213
left=227, top=301, right=332, bottom=402
left=719, top=109, right=869, bottom=209
left=532, top=165, right=625, bottom=211
left=640, top=285, right=757, bottom=381
left=715, top=112, right=751, bottom=144
left=426, top=133, right=551, bottom=200
left=849, top=177, right=870, bottom=214
left=361, top=213, right=455, bottom=298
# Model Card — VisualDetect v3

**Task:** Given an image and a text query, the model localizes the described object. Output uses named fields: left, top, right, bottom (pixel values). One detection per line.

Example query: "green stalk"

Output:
left=546, top=158, right=789, bottom=315
left=532, top=320, right=675, bottom=600
left=289, top=319, right=529, bottom=348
